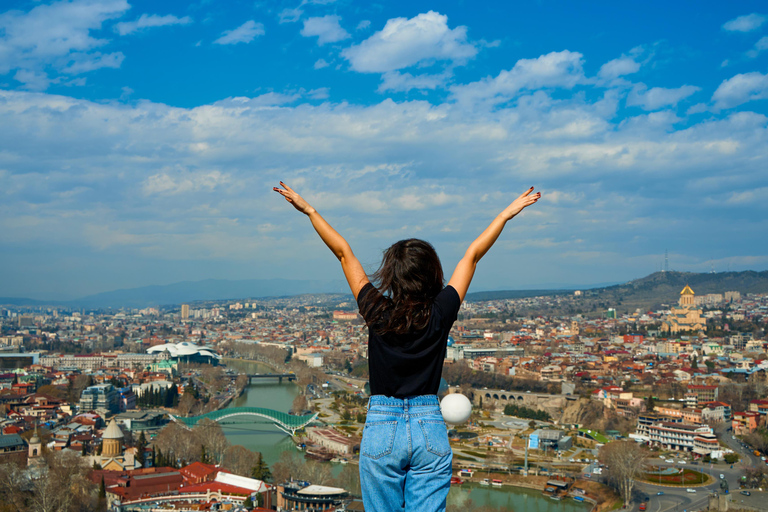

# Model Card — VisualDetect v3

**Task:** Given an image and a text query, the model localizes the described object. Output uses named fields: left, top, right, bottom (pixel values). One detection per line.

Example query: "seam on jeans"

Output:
left=407, top=415, right=412, bottom=462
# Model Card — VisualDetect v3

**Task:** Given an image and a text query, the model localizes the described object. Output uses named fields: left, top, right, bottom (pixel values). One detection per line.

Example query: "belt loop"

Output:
left=404, top=397, right=409, bottom=412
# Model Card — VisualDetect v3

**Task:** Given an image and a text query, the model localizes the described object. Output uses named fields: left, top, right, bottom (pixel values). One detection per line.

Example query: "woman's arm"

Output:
left=447, top=187, right=541, bottom=302
left=273, top=181, right=370, bottom=299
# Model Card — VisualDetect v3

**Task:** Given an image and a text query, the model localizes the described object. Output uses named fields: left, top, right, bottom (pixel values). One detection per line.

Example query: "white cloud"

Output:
left=61, top=51, right=124, bottom=74
left=746, top=36, right=768, bottom=58
left=279, top=6, right=303, bottom=24
left=598, top=56, right=640, bottom=80
left=143, top=169, right=231, bottom=196
left=13, top=69, right=51, bottom=91
left=357, top=20, right=371, bottom=31
left=378, top=71, right=447, bottom=92
left=342, top=11, right=477, bottom=73
left=114, top=13, right=192, bottom=36
left=449, top=50, right=585, bottom=106
left=722, top=13, right=766, bottom=32
left=626, top=84, right=700, bottom=111
left=314, top=58, right=330, bottom=69
left=2, top=67, right=768, bottom=295
left=301, top=15, right=350, bottom=45
left=214, top=20, right=265, bottom=45
left=0, top=0, right=129, bottom=87
left=308, top=88, right=329, bottom=100
left=712, top=71, right=768, bottom=109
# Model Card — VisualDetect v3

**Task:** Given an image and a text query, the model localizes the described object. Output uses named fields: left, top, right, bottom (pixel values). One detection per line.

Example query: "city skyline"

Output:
left=2, top=1, right=768, bottom=300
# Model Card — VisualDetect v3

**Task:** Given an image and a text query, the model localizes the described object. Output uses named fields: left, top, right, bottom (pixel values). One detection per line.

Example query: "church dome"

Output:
left=103, top=419, right=124, bottom=440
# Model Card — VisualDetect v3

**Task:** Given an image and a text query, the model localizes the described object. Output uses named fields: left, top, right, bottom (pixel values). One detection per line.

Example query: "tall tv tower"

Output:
left=664, top=249, right=669, bottom=273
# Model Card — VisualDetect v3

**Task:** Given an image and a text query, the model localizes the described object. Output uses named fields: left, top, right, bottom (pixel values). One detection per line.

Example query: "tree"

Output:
left=136, top=431, right=147, bottom=466
left=691, top=356, right=698, bottom=369
left=177, top=393, right=197, bottom=417
left=222, top=445, right=258, bottom=477
left=646, top=395, right=655, bottom=412
left=29, top=451, right=97, bottom=512
left=0, top=462, right=29, bottom=512
left=192, top=418, right=229, bottom=465
left=599, top=441, right=648, bottom=507
left=292, top=394, right=308, bottom=415
left=251, top=452, right=272, bottom=482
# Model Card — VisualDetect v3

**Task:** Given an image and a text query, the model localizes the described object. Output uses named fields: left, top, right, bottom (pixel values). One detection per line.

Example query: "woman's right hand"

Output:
left=502, top=187, right=541, bottom=220
left=273, top=181, right=316, bottom=215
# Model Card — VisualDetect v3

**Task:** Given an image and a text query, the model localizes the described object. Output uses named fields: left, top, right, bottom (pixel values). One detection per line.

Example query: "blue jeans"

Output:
left=359, top=395, right=452, bottom=512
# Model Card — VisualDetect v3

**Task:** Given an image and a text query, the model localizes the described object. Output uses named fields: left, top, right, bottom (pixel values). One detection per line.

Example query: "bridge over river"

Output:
left=169, top=407, right=318, bottom=436
left=244, top=373, right=296, bottom=384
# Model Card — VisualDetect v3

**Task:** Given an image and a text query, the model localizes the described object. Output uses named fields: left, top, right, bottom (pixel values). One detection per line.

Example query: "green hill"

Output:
left=465, top=270, right=768, bottom=313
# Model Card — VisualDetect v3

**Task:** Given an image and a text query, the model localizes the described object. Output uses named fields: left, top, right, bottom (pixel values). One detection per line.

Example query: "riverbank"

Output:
left=222, top=356, right=282, bottom=372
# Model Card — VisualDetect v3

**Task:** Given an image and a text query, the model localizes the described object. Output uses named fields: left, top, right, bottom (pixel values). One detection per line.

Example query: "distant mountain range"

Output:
left=0, top=278, right=349, bottom=309
left=1, top=270, right=767, bottom=310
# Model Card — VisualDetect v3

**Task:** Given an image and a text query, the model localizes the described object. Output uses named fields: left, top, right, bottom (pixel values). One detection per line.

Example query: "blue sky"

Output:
left=1, top=0, right=768, bottom=300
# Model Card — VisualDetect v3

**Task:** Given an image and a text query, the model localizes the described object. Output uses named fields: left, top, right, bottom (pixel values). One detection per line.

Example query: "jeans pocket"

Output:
left=418, top=419, right=451, bottom=457
left=361, top=421, right=397, bottom=460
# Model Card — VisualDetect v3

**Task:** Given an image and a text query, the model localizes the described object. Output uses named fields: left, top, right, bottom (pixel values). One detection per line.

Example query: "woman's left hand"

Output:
left=273, top=181, right=315, bottom=215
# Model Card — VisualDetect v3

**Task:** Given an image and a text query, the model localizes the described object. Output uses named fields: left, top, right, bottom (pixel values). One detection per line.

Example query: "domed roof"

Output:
left=103, top=419, right=124, bottom=440
left=147, top=342, right=220, bottom=359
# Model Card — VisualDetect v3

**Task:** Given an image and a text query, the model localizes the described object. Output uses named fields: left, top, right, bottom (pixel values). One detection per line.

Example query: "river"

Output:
left=222, top=359, right=590, bottom=512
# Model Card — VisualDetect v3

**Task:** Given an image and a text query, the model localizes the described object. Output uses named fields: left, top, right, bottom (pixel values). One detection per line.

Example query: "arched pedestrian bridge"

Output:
left=169, top=407, right=319, bottom=436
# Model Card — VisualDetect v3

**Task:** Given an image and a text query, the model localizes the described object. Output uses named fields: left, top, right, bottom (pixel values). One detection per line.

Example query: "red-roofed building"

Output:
left=733, top=411, right=760, bottom=435
left=179, top=461, right=218, bottom=484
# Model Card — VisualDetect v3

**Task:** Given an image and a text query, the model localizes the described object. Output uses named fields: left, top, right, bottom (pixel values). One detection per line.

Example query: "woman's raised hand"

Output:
left=273, top=181, right=316, bottom=215
left=502, top=187, right=541, bottom=220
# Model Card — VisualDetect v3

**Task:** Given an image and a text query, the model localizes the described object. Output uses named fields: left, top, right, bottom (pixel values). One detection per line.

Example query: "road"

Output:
left=632, top=450, right=765, bottom=512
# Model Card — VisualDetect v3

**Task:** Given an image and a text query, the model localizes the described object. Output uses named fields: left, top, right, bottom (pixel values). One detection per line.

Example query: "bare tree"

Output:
left=599, top=441, right=648, bottom=507
left=222, top=445, right=258, bottom=477
left=177, top=393, right=197, bottom=417
left=29, top=451, right=97, bottom=512
left=333, top=464, right=361, bottom=496
left=192, top=418, right=229, bottom=464
left=154, top=422, right=199, bottom=465
left=271, top=450, right=332, bottom=485
left=0, top=463, right=29, bottom=512
left=292, top=394, right=308, bottom=414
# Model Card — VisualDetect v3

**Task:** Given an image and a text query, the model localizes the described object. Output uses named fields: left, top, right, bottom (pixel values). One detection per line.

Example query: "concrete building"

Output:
left=306, top=427, right=359, bottom=456
left=277, top=482, right=348, bottom=511
left=80, top=384, right=120, bottom=416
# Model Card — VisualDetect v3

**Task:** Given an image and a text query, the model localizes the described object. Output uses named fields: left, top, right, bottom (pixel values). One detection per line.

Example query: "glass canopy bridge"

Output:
left=169, top=407, right=319, bottom=436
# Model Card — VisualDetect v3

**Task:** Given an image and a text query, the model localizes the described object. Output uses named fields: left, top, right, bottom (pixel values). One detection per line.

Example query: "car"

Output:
left=666, top=459, right=674, bottom=463
left=656, top=491, right=664, bottom=496
left=686, top=488, right=696, bottom=493
left=720, top=474, right=725, bottom=479
left=679, top=461, right=686, bottom=464
left=639, top=504, right=647, bottom=511
left=741, top=491, right=751, bottom=496
left=583, top=474, right=591, bottom=478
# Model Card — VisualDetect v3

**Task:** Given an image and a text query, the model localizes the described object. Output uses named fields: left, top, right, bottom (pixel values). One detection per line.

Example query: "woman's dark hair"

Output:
left=362, top=238, right=444, bottom=336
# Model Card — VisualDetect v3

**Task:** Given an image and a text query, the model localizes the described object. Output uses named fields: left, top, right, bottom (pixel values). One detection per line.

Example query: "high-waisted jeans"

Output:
left=359, top=395, right=452, bottom=512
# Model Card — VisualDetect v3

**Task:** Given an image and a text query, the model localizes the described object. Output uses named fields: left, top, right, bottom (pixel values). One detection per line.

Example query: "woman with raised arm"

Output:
left=273, top=182, right=540, bottom=512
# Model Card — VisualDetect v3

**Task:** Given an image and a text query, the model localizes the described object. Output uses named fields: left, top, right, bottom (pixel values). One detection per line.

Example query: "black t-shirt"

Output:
left=356, top=283, right=461, bottom=398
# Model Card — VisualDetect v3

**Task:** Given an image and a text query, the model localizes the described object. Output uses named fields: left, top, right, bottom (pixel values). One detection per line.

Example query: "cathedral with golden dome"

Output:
left=661, top=285, right=706, bottom=334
